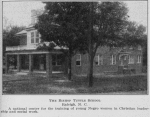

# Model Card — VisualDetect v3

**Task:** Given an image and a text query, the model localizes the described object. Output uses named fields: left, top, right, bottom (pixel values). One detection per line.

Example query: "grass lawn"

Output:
left=2, top=73, right=148, bottom=94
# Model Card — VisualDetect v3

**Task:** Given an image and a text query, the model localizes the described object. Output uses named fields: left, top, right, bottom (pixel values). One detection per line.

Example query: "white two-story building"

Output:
left=5, top=9, right=67, bottom=77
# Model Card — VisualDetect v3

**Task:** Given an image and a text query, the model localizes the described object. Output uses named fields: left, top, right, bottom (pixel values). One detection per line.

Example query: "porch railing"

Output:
left=6, top=44, right=38, bottom=51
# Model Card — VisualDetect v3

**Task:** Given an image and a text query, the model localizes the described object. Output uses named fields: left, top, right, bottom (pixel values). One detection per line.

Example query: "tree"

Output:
left=3, top=26, right=25, bottom=56
left=35, top=2, right=91, bottom=80
left=87, top=2, right=147, bottom=87
left=87, top=2, right=129, bottom=87
left=118, top=21, right=147, bottom=66
left=119, top=21, right=146, bottom=47
left=35, top=2, right=146, bottom=87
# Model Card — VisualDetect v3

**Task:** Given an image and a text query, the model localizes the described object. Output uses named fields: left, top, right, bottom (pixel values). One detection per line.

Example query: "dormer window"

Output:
left=31, top=31, right=40, bottom=44
left=35, top=31, right=40, bottom=43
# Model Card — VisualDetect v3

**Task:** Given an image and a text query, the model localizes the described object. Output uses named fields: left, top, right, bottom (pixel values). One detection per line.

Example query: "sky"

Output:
left=3, top=1, right=148, bottom=29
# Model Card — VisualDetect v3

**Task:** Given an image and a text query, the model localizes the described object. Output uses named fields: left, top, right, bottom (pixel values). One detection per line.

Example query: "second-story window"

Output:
left=31, top=32, right=34, bottom=43
left=35, top=31, right=40, bottom=43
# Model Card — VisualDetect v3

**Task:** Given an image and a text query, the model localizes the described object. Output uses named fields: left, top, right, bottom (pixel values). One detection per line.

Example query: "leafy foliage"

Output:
left=3, top=26, right=25, bottom=56
left=119, top=21, right=147, bottom=47
left=37, top=42, right=56, bottom=51
left=35, top=2, right=93, bottom=80
left=35, top=2, right=91, bottom=54
left=35, top=2, right=147, bottom=84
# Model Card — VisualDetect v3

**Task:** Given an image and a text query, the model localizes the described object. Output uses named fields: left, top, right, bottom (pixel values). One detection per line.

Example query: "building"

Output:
left=72, top=45, right=142, bottom=75
left=5, top=9, right=143, bottom=77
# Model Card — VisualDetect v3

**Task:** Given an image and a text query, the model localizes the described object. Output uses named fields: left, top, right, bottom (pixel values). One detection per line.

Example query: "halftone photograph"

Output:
left=2, top=1, right=147, bottom=95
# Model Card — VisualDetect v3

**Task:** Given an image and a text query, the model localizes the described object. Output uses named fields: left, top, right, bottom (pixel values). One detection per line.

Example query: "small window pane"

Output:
left=36, top=31, right=39, bottom=37
left=76, top=61, right=81, bottom=66
left=31, top=38, right=34, bottom=43
left=76, top=54, right=81, bottom=66
left=31, top=32, right=34, bottom=37
left=36, top=38, right=39, bottom=43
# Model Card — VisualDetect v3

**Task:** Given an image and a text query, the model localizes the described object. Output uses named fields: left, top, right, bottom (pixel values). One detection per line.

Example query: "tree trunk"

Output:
left=68, top=50, right=72, bottom=80
left=88, top=2, right=94, bottom=87
left=88, top=55, right=94, bottom=87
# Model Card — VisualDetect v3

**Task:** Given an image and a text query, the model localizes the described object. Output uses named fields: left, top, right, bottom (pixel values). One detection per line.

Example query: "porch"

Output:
left=4, top=50, right=68, bottom=78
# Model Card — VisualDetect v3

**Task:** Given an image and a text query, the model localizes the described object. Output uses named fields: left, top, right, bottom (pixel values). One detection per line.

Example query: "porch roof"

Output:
left=16, top=30, right=27, bottom=36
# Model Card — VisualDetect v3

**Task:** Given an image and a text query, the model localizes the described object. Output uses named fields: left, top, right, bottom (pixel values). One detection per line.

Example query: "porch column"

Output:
left=46, top=53, right=52, bottom=78
left=29, top=54, right=33, bottom=73
left=5, top=54, right=9, bottom=74
left=17, top=54, right=21, bottom=72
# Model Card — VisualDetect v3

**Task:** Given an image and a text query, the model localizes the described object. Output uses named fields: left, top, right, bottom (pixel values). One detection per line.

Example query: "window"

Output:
left=129, top=55, right=134, bottom=64
left=31, top=31, right=40, bottom=44
left=52, top=54, right=63, bottom=66
left=52, top=55, right=57, bottom=66
left=31, top=32, right=34, bottom=43
left=137, top=55, right=142, bottom=63
left=94, top=55, right=99, bottom=65
left=35, top=31, right=40, bottom=43
left=57, top=54, right=63, bottom=66
left=138, top=45, right=142, bottom=50
left=94, top=55, right=103, bottom=65
left=76, top=54, right=81, bottom=66
left=111, top=55, right=116, bottom=65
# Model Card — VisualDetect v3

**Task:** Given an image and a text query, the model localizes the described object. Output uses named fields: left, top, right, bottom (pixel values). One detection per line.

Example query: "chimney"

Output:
left=31, top=9, right=44, bottom=25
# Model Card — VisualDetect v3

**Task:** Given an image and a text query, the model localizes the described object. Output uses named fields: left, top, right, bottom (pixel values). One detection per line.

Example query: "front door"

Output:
left=119, top=55, right=128, bottom=67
